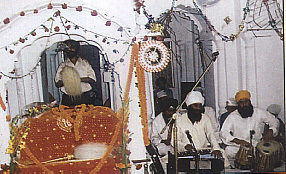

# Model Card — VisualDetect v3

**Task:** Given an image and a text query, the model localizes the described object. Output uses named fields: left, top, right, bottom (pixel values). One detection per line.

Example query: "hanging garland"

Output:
left=98, top=43, right=139, bottom=173
left=0, top=3, right=134, bottom=79
left=229, top=0, right=250, bottom=41
left=1, top=3, right=131, bottom=37
left=261, top=0, right=283, bottom=40
left=0, top=9, right=131, bottom=51
left=114, top=43, right=139, bottom=173
left=0, top=92, right=6, bottom=111
left=0, top=8, right=133, bottom=79
left=135, top=43, right=150, bottom=146
left=192, top=1, right=232, bottom=42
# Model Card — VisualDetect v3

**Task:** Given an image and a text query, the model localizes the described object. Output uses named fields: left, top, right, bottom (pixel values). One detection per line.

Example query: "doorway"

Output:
left=40, top=41, right=106, bottom=106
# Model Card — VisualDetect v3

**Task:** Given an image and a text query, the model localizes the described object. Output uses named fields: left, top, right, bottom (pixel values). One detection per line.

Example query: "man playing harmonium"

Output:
left=168, top=91, right=229, bottom=173
left=220, top=90, right=280, bottom=171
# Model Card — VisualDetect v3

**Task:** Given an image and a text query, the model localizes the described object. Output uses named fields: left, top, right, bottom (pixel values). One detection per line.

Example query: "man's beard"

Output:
left=187, top=107, right=204, bottom=123
left=238, top=104, right=254, bottom=118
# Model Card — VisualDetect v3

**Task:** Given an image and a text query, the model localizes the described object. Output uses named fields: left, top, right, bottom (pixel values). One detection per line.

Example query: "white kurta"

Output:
left=220, top=108, right=279, bottom=158
left=54, top=57, right=96, bottom=94
left=205, top=106, right=222, bottom=143
left=150, top=113, right=173, bottom=156
left=174, top=112, right=221, bottom=152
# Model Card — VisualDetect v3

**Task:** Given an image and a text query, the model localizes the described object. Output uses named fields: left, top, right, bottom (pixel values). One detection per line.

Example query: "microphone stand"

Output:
left=250, top=130, right=255, bottom=172
left=173, top=116, right=178, bottom=174
left=160, top=51, right=219, bottom=134
left=160, top=52, right=219, bottom=174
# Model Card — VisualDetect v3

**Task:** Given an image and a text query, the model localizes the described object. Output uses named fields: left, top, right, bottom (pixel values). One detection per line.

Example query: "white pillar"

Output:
left=213, top=35, right=227, bottom=116
left=241, top=32, right=258, bottom=106
left=128, top=70, right=147, bottom=174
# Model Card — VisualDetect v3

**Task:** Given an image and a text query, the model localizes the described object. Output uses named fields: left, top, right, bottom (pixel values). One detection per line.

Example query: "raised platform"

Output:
left=223, top=159, right=285, bottom=173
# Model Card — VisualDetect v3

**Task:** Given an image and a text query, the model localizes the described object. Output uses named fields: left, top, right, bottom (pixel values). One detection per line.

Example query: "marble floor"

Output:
left=222, top=159, right=285, bottom=173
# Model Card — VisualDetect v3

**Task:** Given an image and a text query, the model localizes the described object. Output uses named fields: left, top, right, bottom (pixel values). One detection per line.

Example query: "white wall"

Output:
left=207, top=0, right=284, bottom=120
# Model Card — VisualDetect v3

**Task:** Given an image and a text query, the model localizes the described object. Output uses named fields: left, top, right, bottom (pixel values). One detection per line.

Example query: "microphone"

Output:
left=211, top=51, right=219, bottom=61
left=250, top=130, right=255, bottom=135
left=250, top=130, right=255, bottom=139
left=212, top=51, right=219, bottom=57
left=160, top=113, right=178, bottom=134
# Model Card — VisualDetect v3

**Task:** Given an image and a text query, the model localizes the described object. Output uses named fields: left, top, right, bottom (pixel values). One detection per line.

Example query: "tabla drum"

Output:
left=234, top=144, right=253, bottom=170
left=255, top=140, right=282, bottom=172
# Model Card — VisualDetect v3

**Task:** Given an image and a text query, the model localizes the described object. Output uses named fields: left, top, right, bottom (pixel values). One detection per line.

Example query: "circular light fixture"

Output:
left=138, top=40, right=170, bottom=72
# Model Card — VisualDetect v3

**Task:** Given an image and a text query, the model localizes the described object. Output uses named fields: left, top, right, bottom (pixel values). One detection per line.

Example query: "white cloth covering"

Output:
left=54, top=57, right=96, bottom=94
left=185, top=91, right=204, bottom=106
left=220, top=108, right=280, bottom=159
left=150, top=113, right=173, bottom=156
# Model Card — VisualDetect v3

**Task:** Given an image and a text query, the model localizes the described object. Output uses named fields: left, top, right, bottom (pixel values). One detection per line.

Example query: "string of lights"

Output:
left=0, top=6, right=134, bottom=79
left=192, top=1, right=232, bottom=42
left=245, top=0, right=283, bottom=39
left=0, top=15, right=56, bottom=79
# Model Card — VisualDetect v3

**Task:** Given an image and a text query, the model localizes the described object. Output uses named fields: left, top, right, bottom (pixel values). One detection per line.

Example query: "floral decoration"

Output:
left=22, top=103, right=51, bottom=118
left=62, top=3, right=67, bottom=9
left=135, top=48, right=150, bottom=146
left=6, top=114, right=30, bottom=173
left=3, top=18, right=10, bottom=24
left=0, top=92, right=6, bottom=111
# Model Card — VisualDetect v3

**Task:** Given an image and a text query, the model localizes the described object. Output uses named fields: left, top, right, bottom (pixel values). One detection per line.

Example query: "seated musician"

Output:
left=220, top=90, right=279, bottom=162
left=150, top=98, right=178, bottom=171
left=266, top=104, right=285, bottom=150
left=174, top=91, right=227, bottom=164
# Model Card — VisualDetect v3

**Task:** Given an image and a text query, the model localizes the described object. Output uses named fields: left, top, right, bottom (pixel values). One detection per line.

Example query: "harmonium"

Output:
left=167, top=150, right=224, bottom=174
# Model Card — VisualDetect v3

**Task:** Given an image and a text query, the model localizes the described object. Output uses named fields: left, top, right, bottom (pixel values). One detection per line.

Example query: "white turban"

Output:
left=226, top=97, right=237, bottom=106
left=266, top=104, right=281, bottom=115
left=157, top=91, right=168, bottom=98
left=185, top=91, right=204, bottom=106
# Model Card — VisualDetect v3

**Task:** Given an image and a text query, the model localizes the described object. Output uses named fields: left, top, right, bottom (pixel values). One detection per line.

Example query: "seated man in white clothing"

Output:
left=151, top=98, right=178, bottom=156
left=194, top=87, right=221, bottom=145
left=220, top=90, right=279, bottom=161
left=150, top=98, right=178, bottom=172
left=175, top=91, right=222, bottom=158
left=167, top=91, right=231, bottom=173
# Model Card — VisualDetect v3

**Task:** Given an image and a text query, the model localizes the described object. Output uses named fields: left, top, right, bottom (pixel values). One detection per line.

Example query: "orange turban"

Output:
left=235, top=90, right=251, bottom=102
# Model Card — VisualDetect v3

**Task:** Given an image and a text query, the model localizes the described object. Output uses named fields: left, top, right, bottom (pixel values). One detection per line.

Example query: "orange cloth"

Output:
left=0, top=93, right=6, bottom=111
left=235, top=90, right=251, bottom=102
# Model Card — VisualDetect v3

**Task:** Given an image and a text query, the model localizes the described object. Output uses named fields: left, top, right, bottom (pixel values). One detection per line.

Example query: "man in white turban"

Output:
left=266, top=104, right=285, bottom=151
left=171, top=91, right=228, bottom=171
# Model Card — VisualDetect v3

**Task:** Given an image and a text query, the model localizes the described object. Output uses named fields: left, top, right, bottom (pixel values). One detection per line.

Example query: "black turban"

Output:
left=158, top=98, right=178, bottom=112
